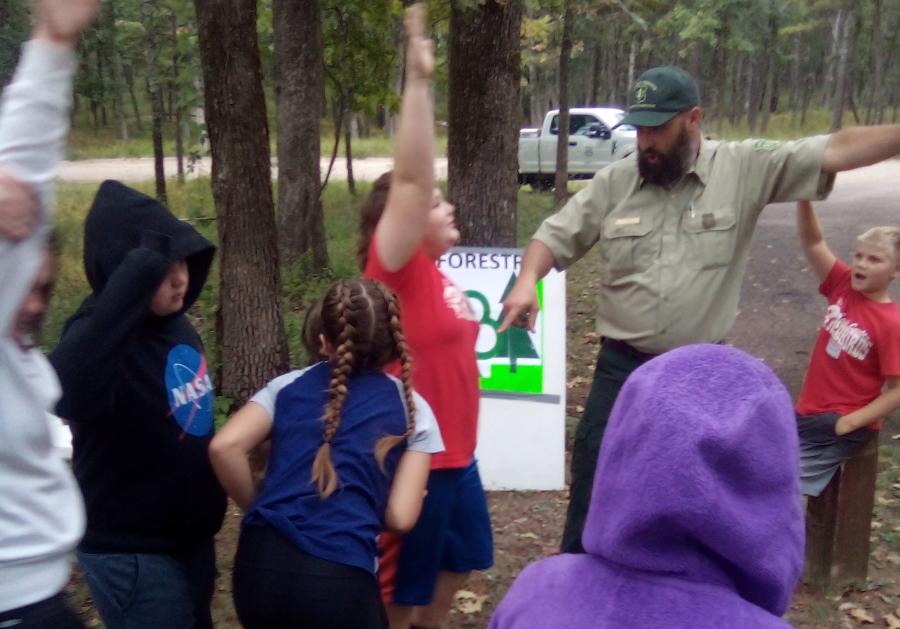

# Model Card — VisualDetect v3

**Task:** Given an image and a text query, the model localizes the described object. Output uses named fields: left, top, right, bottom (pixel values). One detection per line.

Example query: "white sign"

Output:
left=437, top=247, right=566, bottom=490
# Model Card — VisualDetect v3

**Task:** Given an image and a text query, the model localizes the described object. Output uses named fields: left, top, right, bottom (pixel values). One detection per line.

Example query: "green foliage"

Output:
left=0, top=0, right=30, bottom=88
left=322, top=1, right=402, bottom=118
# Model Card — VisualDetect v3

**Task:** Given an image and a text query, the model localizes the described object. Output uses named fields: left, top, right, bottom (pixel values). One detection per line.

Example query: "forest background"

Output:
left=1, top=0, right=899, bottom=626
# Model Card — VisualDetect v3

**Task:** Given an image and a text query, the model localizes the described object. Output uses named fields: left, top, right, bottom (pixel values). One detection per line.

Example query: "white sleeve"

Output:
left=407, top=390, right=445, bottom=454
left=0, top=40, right=77, bottom=335
left=0, top=39, right=77, bottom=206
left=248, top=368, right=313, bottom=418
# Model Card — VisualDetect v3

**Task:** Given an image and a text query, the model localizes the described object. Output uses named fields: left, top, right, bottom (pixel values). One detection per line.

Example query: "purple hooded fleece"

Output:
left=490, top=344, right=804, bottom=629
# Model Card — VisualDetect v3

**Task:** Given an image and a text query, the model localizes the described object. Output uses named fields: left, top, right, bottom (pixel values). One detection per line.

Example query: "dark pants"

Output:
left=77, top=541, right=216, bottom=629
left=0, top=593, right=84, bottom=629
left=560, top=340, right=655, bottom=553
left=233, top=524, right=387, bottom=629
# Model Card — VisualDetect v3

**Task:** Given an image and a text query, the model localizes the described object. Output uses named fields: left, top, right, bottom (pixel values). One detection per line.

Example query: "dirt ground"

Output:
left=68, top=169, right=900, bottom=627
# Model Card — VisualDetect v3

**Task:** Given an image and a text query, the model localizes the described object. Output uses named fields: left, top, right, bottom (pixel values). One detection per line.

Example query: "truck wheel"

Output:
left=538, top=175, right=554, bottom=191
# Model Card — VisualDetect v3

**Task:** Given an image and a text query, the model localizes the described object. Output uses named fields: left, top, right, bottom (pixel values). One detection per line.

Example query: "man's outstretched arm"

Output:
left=499, top=239, right=557, bottom=333
left=822, top=124, right=900, bottom=174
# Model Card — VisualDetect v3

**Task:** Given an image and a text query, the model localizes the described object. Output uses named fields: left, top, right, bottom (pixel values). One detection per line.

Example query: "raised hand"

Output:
left=33, top=0, right=101, bottom=47
left=0, top=170, right=38, bottom=242
left=405, top=3, right=434, bottom=82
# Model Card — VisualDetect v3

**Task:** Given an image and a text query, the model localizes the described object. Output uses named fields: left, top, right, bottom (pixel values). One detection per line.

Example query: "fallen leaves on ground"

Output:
left=454, top=590, right=489, bottom=615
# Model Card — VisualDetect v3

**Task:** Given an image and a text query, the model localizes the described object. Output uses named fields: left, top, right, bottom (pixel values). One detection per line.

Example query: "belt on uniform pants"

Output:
left=600, top=337, right=659, bottom=363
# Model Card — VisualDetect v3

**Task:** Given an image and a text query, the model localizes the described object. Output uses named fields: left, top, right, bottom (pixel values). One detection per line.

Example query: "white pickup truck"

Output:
left=518, top=107, right=637, bottom=190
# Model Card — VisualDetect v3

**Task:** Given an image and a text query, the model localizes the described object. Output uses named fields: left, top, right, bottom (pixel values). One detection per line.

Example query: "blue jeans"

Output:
left=77, top=541, right=216, bottom=629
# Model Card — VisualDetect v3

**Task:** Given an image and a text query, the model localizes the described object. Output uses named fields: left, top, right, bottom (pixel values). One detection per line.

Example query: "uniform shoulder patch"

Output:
left=752, top=139, right=784, bottom=151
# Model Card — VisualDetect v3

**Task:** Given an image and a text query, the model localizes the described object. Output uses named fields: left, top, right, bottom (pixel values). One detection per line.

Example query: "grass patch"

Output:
left=66, top=112, right=449, bottom=160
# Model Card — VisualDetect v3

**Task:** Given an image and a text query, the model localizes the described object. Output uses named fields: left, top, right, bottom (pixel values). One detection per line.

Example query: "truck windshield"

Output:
left=613, top=112, right=635, bottom=131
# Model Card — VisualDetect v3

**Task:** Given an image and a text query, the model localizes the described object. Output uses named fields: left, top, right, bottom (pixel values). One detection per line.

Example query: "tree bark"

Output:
left=831, top=7, right=854, bottom=132
left=125, top=65, right=143, bottom=132
left=869, top=0, right=885, bottom=124
left=171, top=10, right=184, bottom=183
left=822, top=9, right=844, bottom=108
left=273, top=0, right=329, bottom=271
left=448, top=0, right=523, bottom=247
left=142, top=0, right=166, bottom=203
left=554, top=1, right=573, bottom=206
left=194, top=0, right=289, bottom=407
left=759, top=2, right=778, bottom=135
left=345, top=109, right=356, bottom=196
left=106, top=0, right=129, bottom=141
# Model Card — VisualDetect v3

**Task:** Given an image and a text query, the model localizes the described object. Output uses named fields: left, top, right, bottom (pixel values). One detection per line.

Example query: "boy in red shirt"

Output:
left=794, top=200, right=900, bottom=496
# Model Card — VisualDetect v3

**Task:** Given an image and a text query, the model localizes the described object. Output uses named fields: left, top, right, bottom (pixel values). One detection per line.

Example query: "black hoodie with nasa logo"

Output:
left=50, top=180, right=226, bottom=554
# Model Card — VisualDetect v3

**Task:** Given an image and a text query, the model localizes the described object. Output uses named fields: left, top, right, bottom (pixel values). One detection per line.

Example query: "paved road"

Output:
left=58, top=156, right=449, bottom=183
left=728, top=160, right=900, bottom=394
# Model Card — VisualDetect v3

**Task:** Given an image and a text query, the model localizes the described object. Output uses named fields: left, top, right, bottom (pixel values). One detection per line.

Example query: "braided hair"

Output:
left=310, top=278, right=416, bottom=498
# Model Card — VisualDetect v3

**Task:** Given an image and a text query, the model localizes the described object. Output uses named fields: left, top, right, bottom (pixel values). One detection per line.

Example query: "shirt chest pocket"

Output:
left=682, top=206, right=737, bottom=269
left=600, top=217, right=655, bottom=281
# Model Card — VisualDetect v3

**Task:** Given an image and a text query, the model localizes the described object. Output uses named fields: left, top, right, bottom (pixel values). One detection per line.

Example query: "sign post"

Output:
left=438, top=247, right=566, bottom=490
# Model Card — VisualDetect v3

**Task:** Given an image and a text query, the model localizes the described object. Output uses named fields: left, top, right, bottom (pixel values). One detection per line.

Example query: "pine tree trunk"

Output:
left=171, top=10, right=184, bottom=182
left=194, top=0, right=289, bottom=407
left=869, top=0, right=885, bottom=125
left=831, top=8, right=854, bottom=132
left=448, top=0, right=523, bottom=247
left=822, top=9, right=844, bottom=108
left=143, top=0, right=166, bottom=202
left=759, top=4, right=778, bottom=135
left=345, top=109, right=356, bottom=197
left=273, top=0, right=329, bottom=271
left=106, top=0, right=129, bottom=141
left=554, top=1, right=573, bottom=206
left=125, top=65, right=143, bottom=132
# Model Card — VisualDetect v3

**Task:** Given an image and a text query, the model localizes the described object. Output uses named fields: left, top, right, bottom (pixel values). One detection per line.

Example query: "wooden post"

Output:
left=803, top=437, right=879, bottom=591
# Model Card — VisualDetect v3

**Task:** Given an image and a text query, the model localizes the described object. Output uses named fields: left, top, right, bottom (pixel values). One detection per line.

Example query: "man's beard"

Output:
left=638, top=126, right=694, bottom=187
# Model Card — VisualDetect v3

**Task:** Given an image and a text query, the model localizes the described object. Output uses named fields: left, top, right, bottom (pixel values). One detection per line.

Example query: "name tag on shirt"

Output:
left=826, top=337, right=841, bottom=359
left=614, top=217, right=641, bottom=226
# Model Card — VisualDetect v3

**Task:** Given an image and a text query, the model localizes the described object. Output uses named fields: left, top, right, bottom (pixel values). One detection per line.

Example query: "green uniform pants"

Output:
left=560, top=340, right=655, bottom=554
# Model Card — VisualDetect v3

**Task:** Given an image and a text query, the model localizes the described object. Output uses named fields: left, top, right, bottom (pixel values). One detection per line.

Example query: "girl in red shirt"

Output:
left=358, top=6, right=492, bottom=628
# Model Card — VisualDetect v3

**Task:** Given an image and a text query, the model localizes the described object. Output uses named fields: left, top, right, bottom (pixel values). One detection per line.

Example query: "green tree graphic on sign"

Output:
left=495, top=273, right=539, bottom=372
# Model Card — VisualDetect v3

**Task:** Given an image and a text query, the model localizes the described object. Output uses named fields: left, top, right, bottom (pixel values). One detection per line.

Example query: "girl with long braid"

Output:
left=210, top=278, right=444, bottom=629
left=361, top=5, right=493, bottom=628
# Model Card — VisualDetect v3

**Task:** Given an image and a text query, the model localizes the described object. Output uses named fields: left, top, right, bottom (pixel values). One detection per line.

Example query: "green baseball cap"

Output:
left=618, top=66, right=699, bottom=128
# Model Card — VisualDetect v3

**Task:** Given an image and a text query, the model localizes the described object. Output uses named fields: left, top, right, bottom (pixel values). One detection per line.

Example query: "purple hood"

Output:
left=491, top=344, right=803, bottom=629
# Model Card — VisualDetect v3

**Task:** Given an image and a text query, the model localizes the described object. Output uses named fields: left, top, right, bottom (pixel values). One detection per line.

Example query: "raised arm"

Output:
left=50, top=232, right=173, bottom=420
left=372, top=4, right=435, bottom=272
left=0, top=0, right=99, bottom=334
left=208, top=401, right=274, bottom=511
left=821, top=124, right=900, bottom=174
left=796, top=201, right=837, bottom=282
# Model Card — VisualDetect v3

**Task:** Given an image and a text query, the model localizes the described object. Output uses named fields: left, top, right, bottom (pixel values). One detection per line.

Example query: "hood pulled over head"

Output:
left=82, top=180, right=214, bottom=314
left=583, top=344, right=803, bottom=617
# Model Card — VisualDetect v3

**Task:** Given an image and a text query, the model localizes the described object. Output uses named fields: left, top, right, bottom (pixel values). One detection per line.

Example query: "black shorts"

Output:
left=233, top=524, right=387, bottom=629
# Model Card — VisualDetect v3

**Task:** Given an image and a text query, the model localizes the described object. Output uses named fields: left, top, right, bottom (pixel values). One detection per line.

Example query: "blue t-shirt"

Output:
left=243, top=362, right=443, bottom=573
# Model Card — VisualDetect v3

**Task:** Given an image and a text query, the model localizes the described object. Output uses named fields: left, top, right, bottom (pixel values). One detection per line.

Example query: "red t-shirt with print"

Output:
left=796, top=260, right=900, bottom=430
left=365, top=241, right=481, bottom=469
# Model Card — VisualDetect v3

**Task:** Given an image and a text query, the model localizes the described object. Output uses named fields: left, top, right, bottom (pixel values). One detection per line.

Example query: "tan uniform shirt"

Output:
left=534, top=136, right=835, bottom=354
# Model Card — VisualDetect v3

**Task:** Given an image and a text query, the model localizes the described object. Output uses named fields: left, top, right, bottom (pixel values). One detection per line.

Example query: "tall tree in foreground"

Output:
left=274, top=0, right=329, bottom=271
left=553, top=0, right=573, bottom=206
left=194, top=0, right=288, bottom=407
left=448, top=0, right=523, bottom=247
